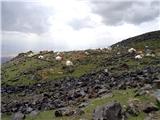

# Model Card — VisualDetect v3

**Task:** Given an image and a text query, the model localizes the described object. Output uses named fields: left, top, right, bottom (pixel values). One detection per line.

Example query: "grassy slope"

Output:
left=1, top=58, right=52, bottom=86
left=2, top=38, right=160, bottom=86
left=1, top=53, right=98, bottom=86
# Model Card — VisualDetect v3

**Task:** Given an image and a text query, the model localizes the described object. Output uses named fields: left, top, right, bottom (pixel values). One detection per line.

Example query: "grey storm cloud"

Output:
left=90, top=0, right=160, bottom=25
left=1, top=1, right=53, bottom=34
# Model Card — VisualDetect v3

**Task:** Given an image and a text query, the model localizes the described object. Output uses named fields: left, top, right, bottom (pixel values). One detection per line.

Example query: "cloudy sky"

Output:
left=1, top=0, right=160, bottom=57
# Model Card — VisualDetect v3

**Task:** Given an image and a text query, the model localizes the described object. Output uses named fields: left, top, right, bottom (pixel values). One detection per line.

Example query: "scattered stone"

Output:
left=143, top=103, right=159, bottom=113
left=141, top=84, right=152, bottom=90
left=144, top=111, right=160, bottom=120
left=93, top=102, right=126, bottom=120
left=74, top=108, right=85, bottom=116
left=54, top=107, right=75, bottom=117
left=117, top=83, right=126, bottom=90
left=135, top=90, right=146, bottom=97
left=154, top=89, right=160, bottom=103
left=98, top=88, right=108, bottom=95
left=29, top=110, right=39, bottom=117
left=12, top=112, right=25, bottom=120
left=78, top=102, right=89, bottom=108
left=100, top=93, right=113, bottom=99
left=126, top=98, right=142, bottom=117
left=126, top=103, right=140, bottom=116
left=26, top=107, right=33, bottom=113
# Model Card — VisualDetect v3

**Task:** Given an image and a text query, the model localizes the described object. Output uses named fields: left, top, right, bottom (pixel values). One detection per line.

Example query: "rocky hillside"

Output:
left=1, top=30, right=160, bottom=120
left=112, top=30, right=160, bottom=48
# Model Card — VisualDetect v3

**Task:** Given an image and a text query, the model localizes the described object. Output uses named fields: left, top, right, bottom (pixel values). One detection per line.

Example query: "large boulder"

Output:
left=54, top=107, right=84, bottom=117
left=29, top=110, right=39, bottom=117
left=12, top=112, right=25, bottom=120
left=55, top=107, right=74, bottom=117
left=93, top=102, right=126, bottom=120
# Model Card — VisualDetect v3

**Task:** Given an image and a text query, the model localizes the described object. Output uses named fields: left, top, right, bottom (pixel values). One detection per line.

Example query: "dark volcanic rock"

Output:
left=143, top=104, right=159, bottom=113
left=93, top=102, right=126, bottom=120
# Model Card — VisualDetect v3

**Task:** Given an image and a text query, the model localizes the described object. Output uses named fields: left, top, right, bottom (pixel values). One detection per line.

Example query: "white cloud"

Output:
left=2, top=0, right=160, bottom=56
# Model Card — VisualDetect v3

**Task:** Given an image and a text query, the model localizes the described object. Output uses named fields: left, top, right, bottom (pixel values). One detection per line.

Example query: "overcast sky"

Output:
left=1, top=0, right=160, bottom=57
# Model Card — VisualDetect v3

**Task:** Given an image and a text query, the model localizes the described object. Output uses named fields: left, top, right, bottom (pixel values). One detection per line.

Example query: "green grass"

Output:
left=113, top=38, right=160, bottom=49
left=43, top=63, right=96, bottom=81
left=2, top=89, right=156, bottom=120
left=1, top=114, right=11, bottom=120
left=128, top=39, right=160, bottom=50
left=2, top=56, right=97, bottom=86
left=2, top=58, right=52, bottom=86
left=70, top=64, right=96, bottom=77
left=26, top=111, right=54, bottom=120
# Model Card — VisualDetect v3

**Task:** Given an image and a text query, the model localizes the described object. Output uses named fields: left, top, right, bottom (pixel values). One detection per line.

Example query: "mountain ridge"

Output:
left=112, top=30, right=160, bottom=47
